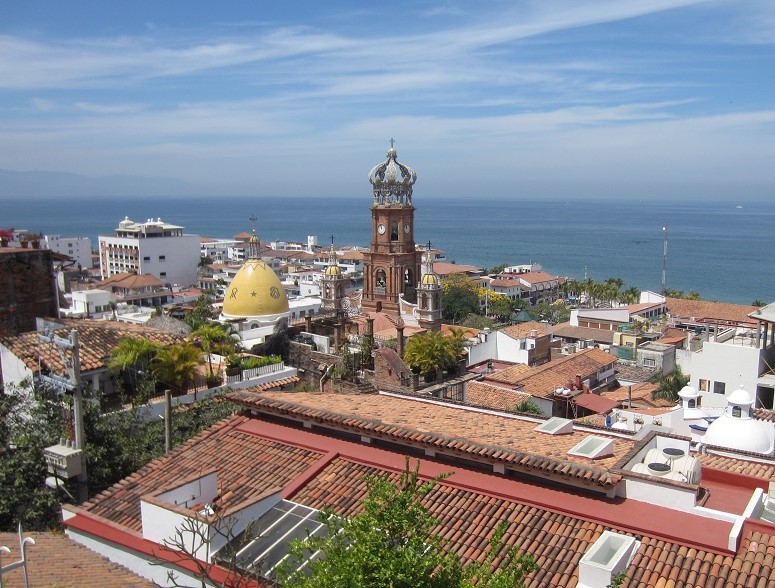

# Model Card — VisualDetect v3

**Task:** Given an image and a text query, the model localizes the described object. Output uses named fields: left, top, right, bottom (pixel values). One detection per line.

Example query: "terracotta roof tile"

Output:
left=604, top=382, right=675, bottom=408
left=667, top=297, right=757, bottom=326
left=0, top=318, right=185, bottom=374
left=0, top=531, right=153, bottom=587
left=465, top=380, right=532, bottom=412
left=500, top=321, right=549, bottom=340
left=83, top=414, right=322, bottom=531
left=226, top=390, right=632, bottom=487
left=483, top=348, right=615, bottom=396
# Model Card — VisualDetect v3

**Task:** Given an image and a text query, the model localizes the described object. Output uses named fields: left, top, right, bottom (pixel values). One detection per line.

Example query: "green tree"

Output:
left=277, top=458, right=536, bottom=588
left=108, top=336, right=162, bottom=398
left=0, top=380, right=238, bottom=532
left=652, top=365, right=689, bottom=404
left=461, top=313, right=496, bottom=330
left=192, top=324, right=235, bottom=380
left=359, top=333, right=374, bottom=371
left=253, top=318, right=291, bottom=361
left=443, top=286, right=480, bottom=323
left=0, top=384, right=64, bottom=531
left=404, top=331, right=458, bottom=381
left=151, top=343, right=202, bottom=394
left=752, top=299, right=766, bottom=307
left=184, top=294, right=215, bottom=330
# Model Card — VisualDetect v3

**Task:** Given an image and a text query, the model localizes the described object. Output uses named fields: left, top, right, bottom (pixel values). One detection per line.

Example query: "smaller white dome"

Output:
left=727, top=385, right=754, bottom=407
left=678, top=385, right=698, bottom=400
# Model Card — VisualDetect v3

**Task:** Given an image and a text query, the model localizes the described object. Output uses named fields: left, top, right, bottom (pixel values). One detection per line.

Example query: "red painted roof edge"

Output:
left=64, top=512, right=266, bottom=587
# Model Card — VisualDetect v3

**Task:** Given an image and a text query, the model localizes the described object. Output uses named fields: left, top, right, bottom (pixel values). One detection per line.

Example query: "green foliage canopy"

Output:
left=277, top=458, right=536, bottom=588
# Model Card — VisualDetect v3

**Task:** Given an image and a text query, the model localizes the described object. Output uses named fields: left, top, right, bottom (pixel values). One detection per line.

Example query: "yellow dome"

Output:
left=222, top=259, right=289, bottom=318
left=421, top=273, right=440, bottom=286
left=324, top=264, right=342, bottom=277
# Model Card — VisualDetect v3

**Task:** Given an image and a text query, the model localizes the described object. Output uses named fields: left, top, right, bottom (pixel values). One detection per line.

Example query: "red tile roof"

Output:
left=82, top=415, right=322, bottom=531
left=0, top=318, right=185, bottom=374
left=432, top=261, right=482, bottom=275
left=500, top=321, right=548, bottom=340
left=0, top=531, right=153, bottom=587
left=465, top=380, right=532, bottom=412
left=99, top=272, right=164, bottom=290
left=603, top=382, right=675, bottom=408
left=515, top=271, right=560, bottom=285
left=226, top=390, right=630, bottom=487
left=667, top=297, right=757, bottom=326
left=483, top=348, right=616, bottom=396
left=65, top=402, right=775, bottom=587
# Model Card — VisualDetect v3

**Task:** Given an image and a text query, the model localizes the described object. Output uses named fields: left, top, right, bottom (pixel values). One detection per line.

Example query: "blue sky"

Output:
left=2, top=0, right=774, bottom=199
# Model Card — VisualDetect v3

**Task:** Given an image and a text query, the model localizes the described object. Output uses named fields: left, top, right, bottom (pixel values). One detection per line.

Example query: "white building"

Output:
left=676, top=302, right=775, bottom=410
left=43, top=234, right=93, bottom=269
left=98, top=217, right=200, bottom=288
left=66, top=289, right=115, bottom=319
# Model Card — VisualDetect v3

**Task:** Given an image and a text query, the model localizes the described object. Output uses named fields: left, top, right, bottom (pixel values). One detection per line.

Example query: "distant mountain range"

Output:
left=0, top=168, right=197, bottom=198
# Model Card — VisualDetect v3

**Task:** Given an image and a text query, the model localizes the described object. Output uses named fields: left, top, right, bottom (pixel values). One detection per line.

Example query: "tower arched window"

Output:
left=404, top=268, right=413, bottom=287
left=376, top=269, right=386, bottom=288
left=391, top=221, right=399, bottom=241
left=421, top=293, right=427, bottom=308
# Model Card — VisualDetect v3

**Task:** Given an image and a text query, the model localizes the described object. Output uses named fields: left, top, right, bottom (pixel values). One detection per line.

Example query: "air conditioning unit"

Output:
left=44, top=443, right=83, bottom=479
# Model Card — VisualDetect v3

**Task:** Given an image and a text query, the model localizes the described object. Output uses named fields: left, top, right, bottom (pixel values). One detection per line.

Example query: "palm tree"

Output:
left=192, top=324, right=235, bottom=379
left=108, top=336, right=162, bottom=393
left=151, top=343, right=202, bottom=394
left=404, top=331, right=457, bottom=381
left=652, top=365, right=689, bottom=404
left=621, top=286, right=640, bottom=305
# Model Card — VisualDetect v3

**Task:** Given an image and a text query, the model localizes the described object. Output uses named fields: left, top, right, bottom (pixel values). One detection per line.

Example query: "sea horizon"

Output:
left=3, top=195, right=772, bottom=306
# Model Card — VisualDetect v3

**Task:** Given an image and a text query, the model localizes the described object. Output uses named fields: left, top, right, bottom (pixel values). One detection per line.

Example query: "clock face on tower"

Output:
left=378, top=224, right=386, bottom=235
left=404, top=223, right=410, bottom=234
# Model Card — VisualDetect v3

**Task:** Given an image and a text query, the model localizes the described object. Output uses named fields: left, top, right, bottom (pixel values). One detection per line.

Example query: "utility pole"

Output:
left=38, top=329, right=88, bottom=503
left=662, top=225, right=669, bottom=295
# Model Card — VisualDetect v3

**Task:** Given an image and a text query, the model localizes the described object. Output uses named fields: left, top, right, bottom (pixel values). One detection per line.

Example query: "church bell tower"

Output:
left=362, top=142, right=422, bottom=315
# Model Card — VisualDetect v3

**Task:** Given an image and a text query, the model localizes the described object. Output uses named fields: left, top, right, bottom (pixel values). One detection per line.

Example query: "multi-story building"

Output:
left=98, top=217, right=200, bottom=287
left=43, top=234, right=93, bottom=269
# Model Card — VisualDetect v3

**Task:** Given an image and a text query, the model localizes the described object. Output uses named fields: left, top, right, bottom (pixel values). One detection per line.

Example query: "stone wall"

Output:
left=0, top=249, right=58, bottom=336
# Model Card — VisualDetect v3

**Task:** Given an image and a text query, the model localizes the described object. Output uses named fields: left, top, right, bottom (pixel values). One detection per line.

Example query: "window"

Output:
left=159, top=255, right=166, bottom=261
left=390, top=221, right=399, bottom=241
left=519, top=341, right=527, bottom=350
left=143, top=256, right=150, bottom=261
left=688, top=398, right=696, bottom=408
left=713, top=381, right=726, bottom=395
left=643, top=357, right=656, bottom=368
left=732, top=405, right=742, bottom=418
left=160, top=272, right=167, bottom=278
left=699, top=379, right=709, bottom=392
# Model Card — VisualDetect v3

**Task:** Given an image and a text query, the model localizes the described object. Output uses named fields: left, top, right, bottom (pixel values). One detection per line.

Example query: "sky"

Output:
left=1, top=0, right=775, bottom=200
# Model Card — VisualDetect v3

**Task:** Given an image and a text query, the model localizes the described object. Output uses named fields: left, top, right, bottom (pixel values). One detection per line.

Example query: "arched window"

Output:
left=376, top=269, right=386, bottom=288
left=391, top=221, right=399, bottom=241
left=688, top=399, right=696, bottom=409
left=732, top=405, right=742, bottom=418
left=404, top=268, right=413, bottom=287
left=421, top=293, right=427, bottom=308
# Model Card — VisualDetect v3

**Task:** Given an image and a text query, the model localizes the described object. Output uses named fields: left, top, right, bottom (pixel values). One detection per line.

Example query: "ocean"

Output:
left=2, top=196, right=772, bottom=305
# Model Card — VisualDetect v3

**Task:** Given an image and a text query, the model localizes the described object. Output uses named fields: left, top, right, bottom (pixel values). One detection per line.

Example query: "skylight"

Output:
left=567, top=436, right=614, bottom=459
left=534, top=417, right=574, bottom=435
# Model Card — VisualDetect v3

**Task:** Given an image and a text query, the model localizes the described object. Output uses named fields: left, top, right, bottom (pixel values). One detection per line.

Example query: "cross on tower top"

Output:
left=389, top=138, right=395, bottom=148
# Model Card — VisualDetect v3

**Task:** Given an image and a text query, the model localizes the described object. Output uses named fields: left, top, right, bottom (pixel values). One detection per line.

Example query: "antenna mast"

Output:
left=662, top=225, right=669, bottom=294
